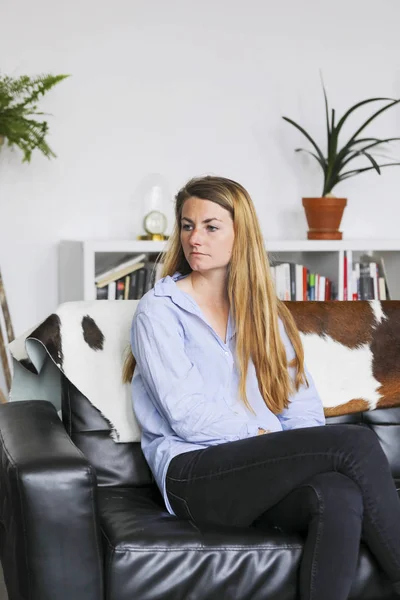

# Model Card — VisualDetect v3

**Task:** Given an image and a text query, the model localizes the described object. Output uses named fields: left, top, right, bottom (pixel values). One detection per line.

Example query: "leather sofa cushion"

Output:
left=98, top=487, right=395, bottom=600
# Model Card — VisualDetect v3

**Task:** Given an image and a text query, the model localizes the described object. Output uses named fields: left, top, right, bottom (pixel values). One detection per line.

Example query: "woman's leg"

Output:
left=166, top=424, right=400, bottom=592
left=254, top=472, right=364, bottom=600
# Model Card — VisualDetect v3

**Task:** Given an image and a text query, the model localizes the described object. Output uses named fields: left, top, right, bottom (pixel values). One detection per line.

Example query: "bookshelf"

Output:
left=58, top=239, right=400, bottom=303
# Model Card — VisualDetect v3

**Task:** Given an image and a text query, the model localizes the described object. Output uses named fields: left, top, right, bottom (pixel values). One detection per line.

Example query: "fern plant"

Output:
left=0, top=72, right=70, bottom=162
left=282, top=80, right=400, bottom=197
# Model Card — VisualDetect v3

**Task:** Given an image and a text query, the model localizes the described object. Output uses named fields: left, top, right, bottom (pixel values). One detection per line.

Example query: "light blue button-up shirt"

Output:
left=131, top=271, right=325, bottom=515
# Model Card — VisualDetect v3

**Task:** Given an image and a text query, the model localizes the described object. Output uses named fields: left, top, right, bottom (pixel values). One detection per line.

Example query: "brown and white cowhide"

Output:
left=9, top=301, right=142, bottom=443
left=8, top=299, right=400, bottom=444
left=285, top=300, right=400, bottom=417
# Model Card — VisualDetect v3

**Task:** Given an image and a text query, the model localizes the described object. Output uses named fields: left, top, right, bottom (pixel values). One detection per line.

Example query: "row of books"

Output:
left=272, top=253, right=391, bottom=302
left=94, top=252, right=391, bottom=302
left=339, top=251, right=390, bottom=301
left=271, top=262, right=334, bottom=301
left=95, top=254, right=164, bottom=300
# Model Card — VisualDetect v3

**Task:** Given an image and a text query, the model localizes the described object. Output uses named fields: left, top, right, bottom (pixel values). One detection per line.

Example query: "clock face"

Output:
left=143, top=210, right=167, bottom=235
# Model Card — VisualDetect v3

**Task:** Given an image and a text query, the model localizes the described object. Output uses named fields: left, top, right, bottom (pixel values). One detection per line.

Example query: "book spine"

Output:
left=289, top=263, right=296, bottom=301
left=355, top=262, right=360, bottom=300
left=283, top=264, right=291, bottom=300
left=129, top=271, right=139, bottom=299
left=108, top=281, right=116, bottom=300
left=347, top=250, right=353, bottom=301
left=309, top=273, right=315, bottom=301
left=136, top=268, right=147, bottom=299
left=370, top=262, right=378, bottom=299
left=96, top=286, right=108, bottom=300
left=294, top=264, right=302, bottom=301
left=359, top=262, right=372, bottom=300
left=319, top=276, right=326, bottom=301
left=338, top=251, right=344, bottom=301
left=116, top=278, right=125, bottom=300
left=124, top=275, right=130, bottom=300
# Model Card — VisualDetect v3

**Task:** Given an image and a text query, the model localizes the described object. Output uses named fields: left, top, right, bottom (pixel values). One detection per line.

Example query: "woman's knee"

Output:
left=303, top=472, right=364, bottom=519
left=325, top=423, right=381, bottom=454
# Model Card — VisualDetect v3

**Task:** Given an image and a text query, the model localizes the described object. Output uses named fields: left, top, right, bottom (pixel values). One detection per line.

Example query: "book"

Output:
left=129, top=270, right=139, bottom=299
left=136, top=268, right=147, bottom=298
left=116, top=278, right=125, bottom=300
left=346, top=250, right=353, bottom=301
left=96, top=261, right=145, bottom=288
left=124, top=275, right=130, bottom=300
left=95, top=253, right=147, bottom=286
left=338, top=252, right=344, bottom=301
left=309, top=273, right=315, bottom=300
left=379, top=257, right=391, bottom=300
left=108, top=281, right=116, bottom=300
left=96, top=286, right=108, bottom=300
left=370, top=262, right=378, bottom=300
left=359, top=257, right=374, bottom=300
left=295, top=264, right=304, bottom=301
left=379, top=277, right=387, bottom=300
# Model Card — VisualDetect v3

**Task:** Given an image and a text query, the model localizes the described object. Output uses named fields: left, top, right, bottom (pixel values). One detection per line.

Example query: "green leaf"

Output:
left=295, top=148, right=327, bottom=172
left=282, top=116, right=325, bottom=163
left=335, top=98, right=394, bottom=133
left=362, top=152, right=381, bottom=173
left=328, top=101, right=400, bottom=190
left=320, top=72, right=330, bottom=153
left=337, top=138, right=400, bottom=172
left=348, top=137, right=381, bottom=146
left=360, top=137, right=400, bottom=152
left=344, top=99, right=400, bottom=149
left=338, top=162, right=400, bottom=181
left=327, top=100, right=398, bottom=184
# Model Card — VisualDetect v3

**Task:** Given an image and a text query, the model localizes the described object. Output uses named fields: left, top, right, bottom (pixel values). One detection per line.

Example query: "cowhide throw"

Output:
left=9, top=301, right=141, bottom=443
left=8, top=300, right=400, bottom=444
left=287, top=300, right=400, bottom=416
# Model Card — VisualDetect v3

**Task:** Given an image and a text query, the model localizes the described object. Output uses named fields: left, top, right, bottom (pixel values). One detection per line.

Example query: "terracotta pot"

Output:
left=302, top=197, right=347, bottom=240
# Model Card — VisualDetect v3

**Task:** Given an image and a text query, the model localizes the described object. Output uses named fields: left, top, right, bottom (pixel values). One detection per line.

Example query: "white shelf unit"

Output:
left=58, top=239, right=400, bottom=303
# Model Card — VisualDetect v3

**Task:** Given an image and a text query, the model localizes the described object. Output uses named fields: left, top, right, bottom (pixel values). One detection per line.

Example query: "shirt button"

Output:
left=224, top=350, right=229, bottom=355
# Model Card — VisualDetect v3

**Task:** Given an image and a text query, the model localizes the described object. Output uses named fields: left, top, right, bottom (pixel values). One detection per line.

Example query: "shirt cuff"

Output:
left=246, top=422, right=261, bottom=438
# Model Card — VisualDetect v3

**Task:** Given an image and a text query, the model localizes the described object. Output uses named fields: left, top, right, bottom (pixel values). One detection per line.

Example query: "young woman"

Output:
left=124, top=175, right=400, bottom=600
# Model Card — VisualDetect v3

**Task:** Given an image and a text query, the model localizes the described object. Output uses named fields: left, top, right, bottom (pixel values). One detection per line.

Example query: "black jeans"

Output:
left=166, top=424, right=400, bottom=600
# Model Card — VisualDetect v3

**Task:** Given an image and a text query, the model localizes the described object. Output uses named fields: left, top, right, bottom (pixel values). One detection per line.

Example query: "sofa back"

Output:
left=59, top=299, right=400, bottom=491
left=61, top=376, right=153, bottom=487
left=62, top=374, right=400, bottom=491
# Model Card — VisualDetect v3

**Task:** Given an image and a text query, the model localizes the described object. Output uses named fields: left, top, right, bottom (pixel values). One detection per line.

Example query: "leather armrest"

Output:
left=0, top=400, right=103, bottom=600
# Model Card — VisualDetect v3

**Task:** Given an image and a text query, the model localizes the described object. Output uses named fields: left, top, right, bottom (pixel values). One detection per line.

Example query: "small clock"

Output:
left=139, top=210, right=169, bottom=241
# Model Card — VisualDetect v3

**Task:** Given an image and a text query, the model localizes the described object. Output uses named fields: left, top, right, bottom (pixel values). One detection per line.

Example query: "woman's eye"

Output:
left=182, top=225, right=218, bottom=232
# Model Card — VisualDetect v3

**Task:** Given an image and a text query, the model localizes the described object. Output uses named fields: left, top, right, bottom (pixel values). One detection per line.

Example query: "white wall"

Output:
left=1, top=0, right=400, bottom=345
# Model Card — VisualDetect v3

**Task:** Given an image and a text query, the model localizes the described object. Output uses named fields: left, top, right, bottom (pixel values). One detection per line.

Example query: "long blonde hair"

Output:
left=123, top=175, right=308, bottom=415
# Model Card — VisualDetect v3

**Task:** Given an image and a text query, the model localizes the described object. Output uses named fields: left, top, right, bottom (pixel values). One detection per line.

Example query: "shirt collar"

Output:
left=154, top=271, right=236, bottom=341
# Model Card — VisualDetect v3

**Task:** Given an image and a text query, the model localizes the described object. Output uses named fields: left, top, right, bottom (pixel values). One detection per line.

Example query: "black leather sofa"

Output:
left=1, top=374, right=400, bottom=600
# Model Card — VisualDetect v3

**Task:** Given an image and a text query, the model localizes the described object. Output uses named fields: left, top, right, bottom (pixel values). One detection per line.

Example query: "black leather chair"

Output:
left=1, top=374, right=400, bottom=600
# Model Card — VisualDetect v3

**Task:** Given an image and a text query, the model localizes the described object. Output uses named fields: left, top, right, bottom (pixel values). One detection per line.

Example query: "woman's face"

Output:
left=180, top=197, right=235, bottom=274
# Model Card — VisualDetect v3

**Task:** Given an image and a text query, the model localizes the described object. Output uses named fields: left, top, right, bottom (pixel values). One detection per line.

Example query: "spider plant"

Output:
left=282, top=80, right=400, bottom=197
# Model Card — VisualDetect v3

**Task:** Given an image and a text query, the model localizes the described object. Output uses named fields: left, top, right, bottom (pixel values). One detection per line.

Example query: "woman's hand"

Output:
left=257, top=427, right=271, bottom=435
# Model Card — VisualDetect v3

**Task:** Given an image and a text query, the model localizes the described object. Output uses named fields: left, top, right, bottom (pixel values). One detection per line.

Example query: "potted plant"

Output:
left=282, top=80, right=400, bottom=239
left=0, top=72, right=70, bottom=162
